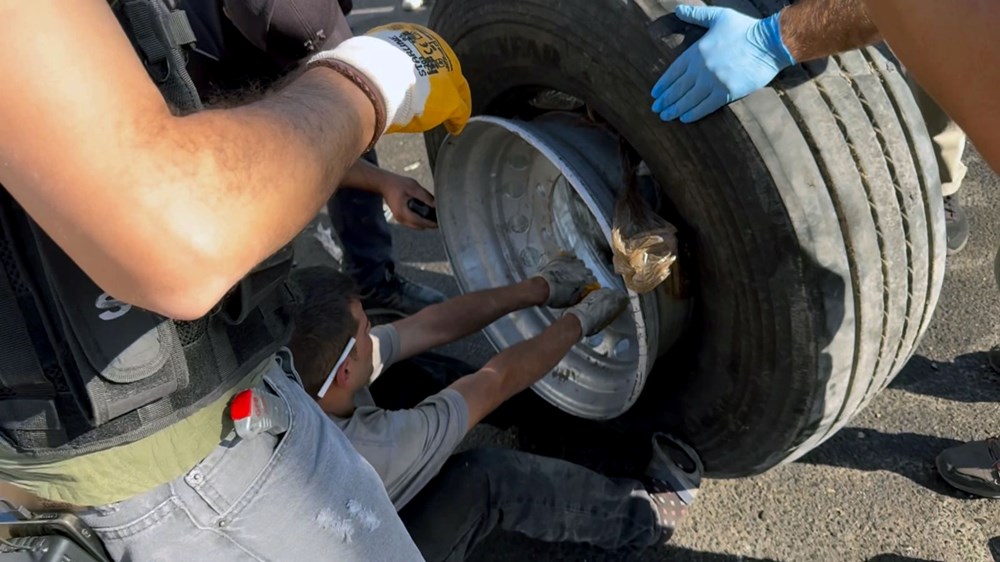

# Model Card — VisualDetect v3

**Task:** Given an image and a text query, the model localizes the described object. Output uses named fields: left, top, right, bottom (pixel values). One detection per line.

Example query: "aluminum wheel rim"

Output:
left=434, top=116, right=683, bottom=419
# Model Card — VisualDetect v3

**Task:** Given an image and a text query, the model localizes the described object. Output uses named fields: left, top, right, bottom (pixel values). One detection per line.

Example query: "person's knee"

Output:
left=408, top=450, right=501, bottom=515
left=446, top=448, right=533, bottom=487
left=440, top=449, right=521, bottom=489
left=444, top=449, right=503, bottom=480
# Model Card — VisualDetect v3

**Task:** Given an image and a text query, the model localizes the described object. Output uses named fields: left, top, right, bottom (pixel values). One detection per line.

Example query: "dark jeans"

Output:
left=399, top=448, right=661, bottom=561
left=369, top=354, right=662, bottom=561
left=327, top=150, right=395, bottom=291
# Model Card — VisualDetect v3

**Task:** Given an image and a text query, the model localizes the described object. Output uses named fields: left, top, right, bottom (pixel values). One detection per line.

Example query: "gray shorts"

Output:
left=81, top=350, right=422, bottom=561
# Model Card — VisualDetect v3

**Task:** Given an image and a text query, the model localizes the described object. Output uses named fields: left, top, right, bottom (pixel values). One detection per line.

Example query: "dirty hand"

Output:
left=309, top=23, right=471, bottom=138
left=535, top=256, right=599, bottom=308
left=563, top=288, right=629, bottom=337
left=379, top=172, right=437, bottom=230
left=651, top=5, right=795, bottom=123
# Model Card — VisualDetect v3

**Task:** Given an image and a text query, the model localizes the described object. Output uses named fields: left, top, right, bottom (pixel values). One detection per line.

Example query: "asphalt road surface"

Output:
left=322, top=3, right=1000, bottom=560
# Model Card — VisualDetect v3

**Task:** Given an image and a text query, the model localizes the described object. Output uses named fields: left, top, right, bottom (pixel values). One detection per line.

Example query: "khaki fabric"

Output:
left=907, top=75, right=968, bottom=196
left=0, top=361, right=268, bottom=507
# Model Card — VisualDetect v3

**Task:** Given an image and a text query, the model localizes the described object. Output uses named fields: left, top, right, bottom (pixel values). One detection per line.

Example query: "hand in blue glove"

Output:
left=651, top=5, right=796, bottom=123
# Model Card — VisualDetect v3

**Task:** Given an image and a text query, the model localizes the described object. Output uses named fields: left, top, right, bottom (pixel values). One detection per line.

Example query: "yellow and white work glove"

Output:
left=307, top=23, right=471, bottom=148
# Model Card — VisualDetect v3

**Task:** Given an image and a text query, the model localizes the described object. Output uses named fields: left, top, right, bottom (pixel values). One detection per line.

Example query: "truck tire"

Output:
left=426, top=0, right=945, bottom=476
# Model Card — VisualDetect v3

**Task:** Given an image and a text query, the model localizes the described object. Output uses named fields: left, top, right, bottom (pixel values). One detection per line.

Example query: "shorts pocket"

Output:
left=179, top=369, right=294, bottom=520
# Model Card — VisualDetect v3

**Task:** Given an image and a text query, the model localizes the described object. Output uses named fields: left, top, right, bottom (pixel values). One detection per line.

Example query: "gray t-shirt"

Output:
left=328, top=325, right=470, bottom=510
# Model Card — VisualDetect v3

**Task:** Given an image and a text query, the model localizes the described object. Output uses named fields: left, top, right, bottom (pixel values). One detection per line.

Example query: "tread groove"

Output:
left=774, top=88, right=863, bottom=433
left=834, top=55, right=917, bottom=404
left=860, top=48, right=942, bottom=355
left=811, top=79, right=893, bottom=420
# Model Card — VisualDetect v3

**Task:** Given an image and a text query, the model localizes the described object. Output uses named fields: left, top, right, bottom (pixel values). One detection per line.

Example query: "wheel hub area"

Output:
left=434, top=115, right=688, bottom=419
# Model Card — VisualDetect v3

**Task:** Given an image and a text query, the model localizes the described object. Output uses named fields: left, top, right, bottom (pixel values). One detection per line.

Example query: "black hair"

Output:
left=287, top=266, right=360, bottom=395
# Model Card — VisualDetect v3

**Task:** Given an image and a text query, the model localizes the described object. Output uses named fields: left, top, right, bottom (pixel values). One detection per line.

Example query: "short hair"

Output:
left=287, top=266, right=360, bottom=395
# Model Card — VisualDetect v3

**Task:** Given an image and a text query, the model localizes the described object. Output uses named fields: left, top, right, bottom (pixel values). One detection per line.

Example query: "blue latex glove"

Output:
left=651, top=5, right=796, bottom=123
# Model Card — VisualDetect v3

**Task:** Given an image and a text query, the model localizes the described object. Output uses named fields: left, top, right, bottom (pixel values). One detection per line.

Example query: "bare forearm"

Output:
left=99, top=69, right=373, bottom=317
left=863, top=0, right=1000, bottom=171
left=9, top=69, right=372, bottom=319
left=339, top=157, right=384, bottom=193
left=394, top=277, right=549, bottom=359
left=487, top=314, right=582, bottom=394
left=0, top=2, right=375, bottom=319
left=451, top=315, right=582, bottom=428
left=780, top=0, right=879, bottom=63
left=423, top=278, right=548, bottom=341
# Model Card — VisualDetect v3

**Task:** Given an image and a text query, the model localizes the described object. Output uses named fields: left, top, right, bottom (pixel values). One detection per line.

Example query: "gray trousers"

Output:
left=80, top=352, right=422, bottom=561
left=398, top=447, right=662, bottom=562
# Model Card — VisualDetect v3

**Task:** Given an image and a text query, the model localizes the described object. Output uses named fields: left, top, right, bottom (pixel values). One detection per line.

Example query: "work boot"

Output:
left=944, top=194, right=970, bottom=255
left=936, top=436, right=1000, bottom=498
left=642, top=433, right=703, bottom=540
left=361, top=267, right=445, bottom=317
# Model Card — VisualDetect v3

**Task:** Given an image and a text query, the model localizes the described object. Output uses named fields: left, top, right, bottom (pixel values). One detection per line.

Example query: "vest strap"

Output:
left=115, top=0, right=203, bottom=113
left=0, top=263, right=48, bottom=393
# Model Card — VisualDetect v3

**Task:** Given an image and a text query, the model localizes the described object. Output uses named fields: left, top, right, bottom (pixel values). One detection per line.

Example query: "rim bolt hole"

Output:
left=508, top=215, right=530, bottom=233
left=504, top=181, right=527, bottom=199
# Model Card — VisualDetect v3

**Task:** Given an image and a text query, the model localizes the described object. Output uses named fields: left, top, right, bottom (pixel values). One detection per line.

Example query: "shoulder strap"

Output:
left=113, top=0, right=203, bottom=113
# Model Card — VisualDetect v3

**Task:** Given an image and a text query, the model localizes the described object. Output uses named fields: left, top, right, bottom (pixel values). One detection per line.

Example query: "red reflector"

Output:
left=230, top=390, right=253, bottom=420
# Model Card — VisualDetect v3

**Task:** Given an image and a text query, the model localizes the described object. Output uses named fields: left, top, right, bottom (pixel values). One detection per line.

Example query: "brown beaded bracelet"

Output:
left=306, top=58, right=387, bottom=153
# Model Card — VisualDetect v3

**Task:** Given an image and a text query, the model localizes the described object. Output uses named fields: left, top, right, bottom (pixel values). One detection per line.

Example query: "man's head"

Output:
left=288, top=267, right=375, bottom=411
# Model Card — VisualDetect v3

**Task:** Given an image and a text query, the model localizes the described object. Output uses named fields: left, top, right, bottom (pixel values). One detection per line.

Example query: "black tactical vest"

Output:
left=0, top=0, right=293, bottom=460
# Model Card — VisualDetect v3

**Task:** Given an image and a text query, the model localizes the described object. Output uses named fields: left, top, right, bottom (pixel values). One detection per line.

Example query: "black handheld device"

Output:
left=406, top=199, right=438, bottom=223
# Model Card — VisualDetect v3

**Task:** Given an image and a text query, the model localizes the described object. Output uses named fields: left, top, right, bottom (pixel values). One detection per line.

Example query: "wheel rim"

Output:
left=434, top=115, right=690, bottom=419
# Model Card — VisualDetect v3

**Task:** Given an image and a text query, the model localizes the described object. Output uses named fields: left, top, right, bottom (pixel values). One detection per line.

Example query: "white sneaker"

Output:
left=401, top=0, right=426, bottom=11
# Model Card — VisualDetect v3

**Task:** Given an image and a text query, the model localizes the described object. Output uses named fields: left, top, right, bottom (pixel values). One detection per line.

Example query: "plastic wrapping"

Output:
left=611, top=158, right=679, bottom=294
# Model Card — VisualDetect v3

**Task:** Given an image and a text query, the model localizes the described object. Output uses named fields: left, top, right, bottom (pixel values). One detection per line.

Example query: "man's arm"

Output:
left=779, top=0, right=878, bottom=63
left=0, top=6, right=472, bottom=321
left=862, top=0, right=1000, bottom=171
left=448, top=288, right=628, bottom=429
left=391, top=277, right=550, bottom=362
left=390, top=256, right=596, bottom=362
left=449, top=314, right=583, bottom=429
left=652, top=0, right=879, bottom=122
left=339, top=159, right=438, bottom=229
left=0, top=1, right=372, bottom=319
